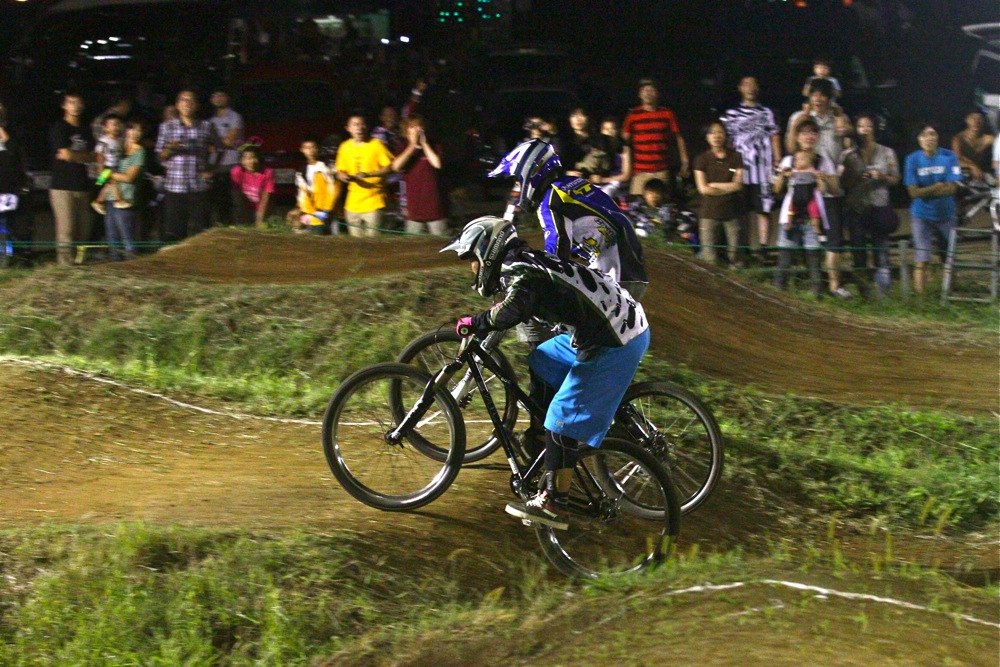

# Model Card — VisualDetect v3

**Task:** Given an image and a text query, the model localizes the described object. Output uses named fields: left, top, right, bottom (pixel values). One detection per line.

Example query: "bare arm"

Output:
left=695, top=170, right=724, bottom=196
left=391, top=141, right=419, bottom=172
left=421, top=140, right=442, bottom=170
left=255, top=191, right=270, bottom=227
left=110, top=164, right=143, bottom=184
left=677, top=135, right=690, bottom=177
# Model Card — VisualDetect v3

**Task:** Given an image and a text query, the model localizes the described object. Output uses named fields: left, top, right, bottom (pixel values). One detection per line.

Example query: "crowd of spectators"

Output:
left=0, top=53, right=996, bottom=300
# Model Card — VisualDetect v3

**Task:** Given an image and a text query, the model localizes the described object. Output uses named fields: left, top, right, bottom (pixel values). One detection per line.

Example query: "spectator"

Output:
left=721, top=76, right=782, bottom=263
left=904, top=122, right=962, bottom=295
left=90, top=95, right=133, bottom=140
left=839, top=113, right=900, bottom=298
left=230, top=145, right=274, bottom=228
left=590, top=116, right=632, bottom=200
left=786, top=79, right=843, bottom=164
left=522, top=116, right=560, bottom=150
left=951, top=109, right=995, bottom=182
left=693, top=122, right=744, bottom=267
left=0, top=98, right=28, bottom=263
left=334, top=113, right=394, bottom=237
left=801, top=56, right=843, bottom=103
left=371, top=105, right=402, bottom=151
left=772, top=118, right=837, bottom=296
left=622, top=78, right=689, bottom=197
left=626, top=178, right=672, bottom=238
left=287, top=138, right=336, bottom=234
left=562, top=108, right=597, bottom=178
left=788, top=79, right=849, bottom=297
left=401, top=78, right=428, bottom=119
left=208, top=89, right=244, bottom=226
left=391, top=115, right=447, bottom=236
left=49, top=93, right=95, bottom=266
left=90, top=114, right=124, bottom=215
left=101, top=121, right=146, bottom=260
left=155, top=90, right=220, bottom=242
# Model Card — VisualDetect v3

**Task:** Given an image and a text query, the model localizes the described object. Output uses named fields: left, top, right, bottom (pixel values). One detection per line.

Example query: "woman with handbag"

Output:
left=840, top=113, right=900, bottom=298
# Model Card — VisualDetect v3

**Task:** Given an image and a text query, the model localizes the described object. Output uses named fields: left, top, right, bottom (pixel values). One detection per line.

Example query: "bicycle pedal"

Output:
left=521, top=519, right=536, bottom=527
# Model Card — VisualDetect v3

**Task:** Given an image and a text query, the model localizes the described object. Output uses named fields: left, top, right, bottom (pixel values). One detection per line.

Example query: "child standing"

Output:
left=287, top=139, right=336, bottom=234
left=91, top=114, right=124, bottom=214
left=801, top=57, right=842, bottom=102
left=229, top=144, right=274, bottom=228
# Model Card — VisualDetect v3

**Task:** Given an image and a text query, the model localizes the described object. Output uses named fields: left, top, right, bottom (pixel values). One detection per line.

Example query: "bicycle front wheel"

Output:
left=536, top=437, right=681, bottom=579
left=322, top=363, right=466, bottom=511
left=615, top=382, right=724, bottom=515
left=397, top=329, right=518, bottom=463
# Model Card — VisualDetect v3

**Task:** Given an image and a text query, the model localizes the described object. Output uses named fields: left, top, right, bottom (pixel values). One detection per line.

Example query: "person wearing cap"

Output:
left=621, top=78, right=689, bottom=197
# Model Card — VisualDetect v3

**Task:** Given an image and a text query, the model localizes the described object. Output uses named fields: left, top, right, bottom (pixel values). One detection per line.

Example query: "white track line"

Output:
left=0, top=357, right=521, bottom=428
left=656, top=580, right=998, bottom=628
left=0, top=357, right=322, bottom=425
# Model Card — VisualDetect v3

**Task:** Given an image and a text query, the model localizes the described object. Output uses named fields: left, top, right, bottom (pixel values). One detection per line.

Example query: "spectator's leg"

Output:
left=874, top=234, right=891, bottom=297
left=344, top=211, right=364, bottom=237
left=427, top=219, right=449, bottom=236
left=162, top=193, right=185, bottom=243
left=105, top=207, right=121, bottom=260
left=364, top=209, right=383, bottom=238
left=70, top=191, right=93, bottom=259
left=699, top=218, right=719, bottom=265
left=773, top=248, right=793, bottom=289
left=723, top=217, right=742, bottom=266
left=49, top=189, right=75, bottom=266
left=119, top=208, right=137, bottom=257
left=190, top=191, right=209, bottom=237
left=404, top=219, right=426, bottom=235
left=909, top=216, right=932, bottom=295
left=807, top=250, right=823, bottom=297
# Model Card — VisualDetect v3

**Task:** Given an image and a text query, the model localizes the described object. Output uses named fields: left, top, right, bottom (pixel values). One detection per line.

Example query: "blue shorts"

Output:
left=910, top=216, right=956, bottom=263
left=528, top=330, right=651, bottom=448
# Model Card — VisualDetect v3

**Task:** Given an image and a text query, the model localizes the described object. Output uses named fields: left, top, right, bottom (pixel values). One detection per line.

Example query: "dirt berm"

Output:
left=100, top=228, right=996, bottom=414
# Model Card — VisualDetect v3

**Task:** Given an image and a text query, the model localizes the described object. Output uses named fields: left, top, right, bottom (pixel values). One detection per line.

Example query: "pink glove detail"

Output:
left=456, top=317, right=475, bottom=338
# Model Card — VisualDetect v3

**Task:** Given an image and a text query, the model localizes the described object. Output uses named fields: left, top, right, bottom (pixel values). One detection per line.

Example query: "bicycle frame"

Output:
left=389, top=335, right=546, bottom=499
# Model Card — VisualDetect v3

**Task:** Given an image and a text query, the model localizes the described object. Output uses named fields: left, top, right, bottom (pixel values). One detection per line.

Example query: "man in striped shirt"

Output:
left=622, top=78, right=689, bottom=196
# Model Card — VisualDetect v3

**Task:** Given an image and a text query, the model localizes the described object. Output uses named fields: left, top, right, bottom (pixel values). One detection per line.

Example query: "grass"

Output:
left=0, top=523, right=994, bottom=666
left=0, top=265, right=995, bottom=531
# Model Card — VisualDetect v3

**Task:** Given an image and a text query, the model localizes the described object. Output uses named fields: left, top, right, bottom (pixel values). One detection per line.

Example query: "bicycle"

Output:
left=396, top=326, right=724, bottom=515
left=322, top=334, right=682, bottom=578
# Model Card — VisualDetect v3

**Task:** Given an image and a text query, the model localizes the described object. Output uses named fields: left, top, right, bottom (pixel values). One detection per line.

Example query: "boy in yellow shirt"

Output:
left=335, top=115, right=395, bottom=237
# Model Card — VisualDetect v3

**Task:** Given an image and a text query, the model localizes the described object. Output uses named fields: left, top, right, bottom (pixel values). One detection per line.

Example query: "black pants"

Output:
left=163, top=191, right=208, bottom=242
left=209, top=171, right=236, bottom=227
left=846, top=208, right=893, bottom=296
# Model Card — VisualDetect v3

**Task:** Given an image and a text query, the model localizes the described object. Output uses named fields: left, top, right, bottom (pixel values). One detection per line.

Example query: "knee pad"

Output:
left=544, top=432, right=580, bottom=471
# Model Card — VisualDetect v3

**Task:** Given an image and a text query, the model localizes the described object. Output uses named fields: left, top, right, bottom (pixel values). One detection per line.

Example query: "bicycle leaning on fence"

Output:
left=321, top=332, right=682, bottom=578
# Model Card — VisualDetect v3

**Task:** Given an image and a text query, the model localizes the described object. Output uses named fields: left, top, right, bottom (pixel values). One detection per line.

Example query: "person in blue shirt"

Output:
left=903, top=122, right=963, bottom=295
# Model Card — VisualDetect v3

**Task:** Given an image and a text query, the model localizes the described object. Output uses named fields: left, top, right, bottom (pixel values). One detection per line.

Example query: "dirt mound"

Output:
left=98, top=229, right=997, bottom=414
left=98, top=228, right=455, bottom=284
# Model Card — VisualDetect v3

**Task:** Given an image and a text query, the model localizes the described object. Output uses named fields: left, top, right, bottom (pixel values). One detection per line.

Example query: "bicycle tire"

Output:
left=397, top=329, right=519, bottom=463
left=322, top=363, right=466, bottom=511
left=613, top=382, right=724, bottom=515
left=535, top=437, right=681, bottom=579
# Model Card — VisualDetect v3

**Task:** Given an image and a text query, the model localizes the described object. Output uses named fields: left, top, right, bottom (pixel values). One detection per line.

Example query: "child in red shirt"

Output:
left=230, top=145, right=274, bottom=227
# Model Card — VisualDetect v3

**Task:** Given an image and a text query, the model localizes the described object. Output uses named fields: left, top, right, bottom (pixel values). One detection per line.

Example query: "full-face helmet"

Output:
left=441, top=216, right=518, bottom=296
left=488, top=139, right=562, bottom=210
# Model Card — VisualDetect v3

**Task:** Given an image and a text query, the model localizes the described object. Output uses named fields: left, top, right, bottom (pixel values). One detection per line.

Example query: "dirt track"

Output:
left=99, top=229, right=998, bottom=413
left=1, top=229, right=995, bottom=580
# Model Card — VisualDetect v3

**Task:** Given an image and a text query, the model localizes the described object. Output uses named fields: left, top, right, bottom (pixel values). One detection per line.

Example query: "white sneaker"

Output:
left=505, top=490, right=569, bottom=530
left=832, top=287, right=853, bottom=299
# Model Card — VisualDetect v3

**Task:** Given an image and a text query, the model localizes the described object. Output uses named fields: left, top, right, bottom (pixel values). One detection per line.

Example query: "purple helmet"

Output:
left=488, top=139, right=562, bottom=209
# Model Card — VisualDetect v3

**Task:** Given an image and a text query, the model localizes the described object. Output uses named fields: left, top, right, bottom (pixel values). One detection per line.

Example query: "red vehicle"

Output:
left=230, top=64, right=347, bottom=197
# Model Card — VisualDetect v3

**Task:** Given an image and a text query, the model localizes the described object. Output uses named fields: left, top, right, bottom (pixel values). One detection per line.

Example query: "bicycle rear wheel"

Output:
left=535, top=437, right=680, bottom=578
left=615, top=382, right=724, bottom=515
left=322, top=363, right=466, bottom=511
left=397, top=329, right=518, bottom=463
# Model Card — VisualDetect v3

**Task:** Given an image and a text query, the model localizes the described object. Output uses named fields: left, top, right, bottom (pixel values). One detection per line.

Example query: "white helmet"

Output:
left=441, top=216, right=519, bottom=296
